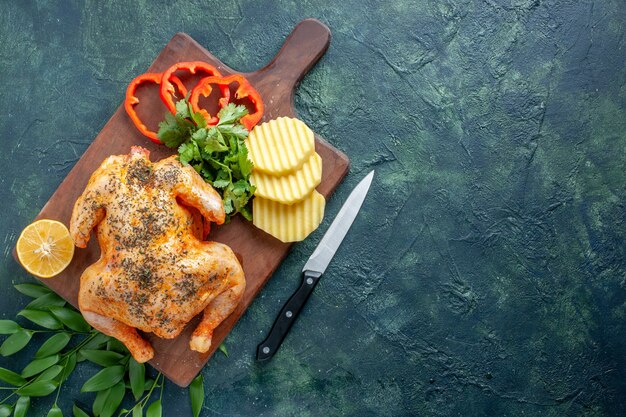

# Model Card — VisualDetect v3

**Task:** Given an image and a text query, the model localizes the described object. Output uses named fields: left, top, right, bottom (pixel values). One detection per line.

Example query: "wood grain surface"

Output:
left=14, top=19, right=349, bottom=387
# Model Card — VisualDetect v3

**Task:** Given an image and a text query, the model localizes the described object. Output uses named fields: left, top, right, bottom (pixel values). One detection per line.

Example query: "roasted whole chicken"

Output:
left=70, top=147, right=245, bottom=363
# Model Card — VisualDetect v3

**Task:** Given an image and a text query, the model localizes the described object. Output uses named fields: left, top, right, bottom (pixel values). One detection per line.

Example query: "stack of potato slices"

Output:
left=247, top=117, right=325, bottom=242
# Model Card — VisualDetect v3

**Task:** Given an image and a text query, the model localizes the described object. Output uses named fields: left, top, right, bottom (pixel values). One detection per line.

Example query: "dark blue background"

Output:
left=1, top=1, right=625, bottom=416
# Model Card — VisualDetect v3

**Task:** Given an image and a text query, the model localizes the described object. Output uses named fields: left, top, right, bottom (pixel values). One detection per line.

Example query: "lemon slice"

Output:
left=16, top=219, right=75, bottom=278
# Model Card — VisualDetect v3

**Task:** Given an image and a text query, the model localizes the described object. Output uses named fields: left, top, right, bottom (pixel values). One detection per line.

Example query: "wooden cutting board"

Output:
left=14, top=19, right=349, bottom=387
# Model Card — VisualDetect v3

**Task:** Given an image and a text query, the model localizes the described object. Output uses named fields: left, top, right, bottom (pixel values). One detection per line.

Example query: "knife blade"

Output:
left=256, top=170, right=374, bottom=361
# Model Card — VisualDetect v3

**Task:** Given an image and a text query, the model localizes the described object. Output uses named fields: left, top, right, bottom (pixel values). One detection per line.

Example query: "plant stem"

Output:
left=119, top=372, right=163, bottom=417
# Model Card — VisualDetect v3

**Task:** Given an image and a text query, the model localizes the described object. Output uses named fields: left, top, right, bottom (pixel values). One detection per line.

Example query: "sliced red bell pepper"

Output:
left=124, top=73, right=163, bottom=144
left=159, top=61, right=228, bottom=114
left=189, top=74, right=264, bottom=130
left=169, top=75, right=188, bottom=98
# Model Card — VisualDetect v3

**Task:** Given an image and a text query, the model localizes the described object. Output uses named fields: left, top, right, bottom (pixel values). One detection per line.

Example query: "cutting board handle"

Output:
left=253, top=19, right=330, bottom=94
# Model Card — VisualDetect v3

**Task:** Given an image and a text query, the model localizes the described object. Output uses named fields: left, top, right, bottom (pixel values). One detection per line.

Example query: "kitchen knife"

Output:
left=256, top=170, right=375, bottom=361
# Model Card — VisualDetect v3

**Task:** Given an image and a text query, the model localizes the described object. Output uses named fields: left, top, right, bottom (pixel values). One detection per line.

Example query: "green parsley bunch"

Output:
left=157, top=100, right=255, bottom=221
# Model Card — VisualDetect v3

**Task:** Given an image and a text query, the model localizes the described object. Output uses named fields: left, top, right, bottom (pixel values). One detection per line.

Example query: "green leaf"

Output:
left=129, top=358, right=145, bottom=400
left=72, top=404, right=91, bottom=417
left=0, top=367, right=27, bottom=386
left=47, top=405, right=63, bottom=417
left=218, top=343, right=229, bottom=357
left=16, top=380, right=58, bottom=397
left=49, top=307, right=91, bottom=332
left=14, top=283, right=51, bottom=298
left=175, top=100, right=191, bottom=118
left=211, top=179, right=230, bottom=189
left=179, top=141, right=200, bottom=166
left=0, top=404, right=12, bottom=417
left=192, top=127, right=208, bottom=143
left=34, top=364, right=63, bottom=382
left=25, top=292, right=66, bottom=310
left=78, top=349, right=124, bottom=367
left=81, top=333, right=110, bottom=351
left=0, top=319, right=21, bottom=334
left=132, top=404, right=143, bottom=417
left=204, top=135, right=229, bottom=154
left=217, top=103, right=248, bottom=125
left=105, top=339, right=128, bottom=354
left=22, top=354, right=60, bottom=378
left=191, top=110, right=207, bottom=128
left=92, top=387, right=110, bottom=416
left=17, top=309, right=62, bottom=330
left=0, top=329, right=33, bottom=356
left=144, top=378, right=155, bottom=391
left=36, top=332, right=71, bottom=358
left=14, top=396, right=30, bottom=417
left=59, top=353, right=77, bottom=383
left=190, top=374, right=204, bottom=417
left=81, top=365, right=125, bottom=392
left=99, top=381, right=125, bottom=417
left=146, top=399, right=162, bottom=417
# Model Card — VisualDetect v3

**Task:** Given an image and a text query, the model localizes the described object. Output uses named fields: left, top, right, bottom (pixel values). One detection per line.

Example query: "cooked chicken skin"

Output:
left=70, top=146, right=245, bottom=363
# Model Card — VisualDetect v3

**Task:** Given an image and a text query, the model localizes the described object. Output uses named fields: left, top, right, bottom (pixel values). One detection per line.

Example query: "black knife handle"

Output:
left=256, top=270, right=322, bottom=362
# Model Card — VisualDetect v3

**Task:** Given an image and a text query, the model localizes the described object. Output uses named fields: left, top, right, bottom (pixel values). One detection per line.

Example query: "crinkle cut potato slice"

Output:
left=253, top=190, right=325, bottom=242
left=251, top=152, right=322, bottom=205
left=246, top=117, right=315, bottom=176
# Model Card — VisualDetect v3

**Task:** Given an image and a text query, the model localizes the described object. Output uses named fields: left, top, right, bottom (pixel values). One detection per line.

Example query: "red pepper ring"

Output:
left=188, top=76, right=232, bottom=126
left=159, top=61, right=227, bottom=114
left=169, top=75, right=188, bottom=98
left=124, top=73, right=163, bottom=144
left=190, top=74, right=264, bottom=130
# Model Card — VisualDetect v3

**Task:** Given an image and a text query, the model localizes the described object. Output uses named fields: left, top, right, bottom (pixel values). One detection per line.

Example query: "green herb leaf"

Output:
left=16, top=380, right=58, bottom=397
left=218, top=343, right=229, bottom=357
left=17, top=309, right=62, bottom=330
left=72, top=404, right=91, bottom=417
left=105, top=339, right=128, bottom=354
left=0, top=367, right=27, bottom=386
left=0, top=329, right=33, bottom=356
left=176, top=100, right=191, bottom=118
left=0, top=319, right=21, bottom=334
left=132, top=404, right=143, bottom=417
left=99, top=381, right=125, bottom=417
left=59, top=352, right=77, bottom=383
left=14, top=396, right=30, bottom=417
left=190, top=374, right=204, bottom=417
left=49, top=307, right=91, bottom=332
left=212, top=179, right=230, bottom=189
left=0, top=404, right=12, bottom=417
left=36, top=332, right=71, bottom=358
left=129, top=358, right=145, bottom=400
left=217, top=103, right=248, bottom=125
left=92, top=388, right=110, bottom=416
left=81, top=365, right=125, bottom=392
left=146, top=399, right=162, bottom=417
left=78, top=349, right=124, bottom=367
left=47, top=405, right=63, bottom=417
left=14, top=283, right=51, bottom=298
left=22, top=354, right=60, bottom=378
left=80, top=333, right=110, bottom=351
left=34, top=364, right=63, bottom=382
left=25, top=292, right=66, bottom=310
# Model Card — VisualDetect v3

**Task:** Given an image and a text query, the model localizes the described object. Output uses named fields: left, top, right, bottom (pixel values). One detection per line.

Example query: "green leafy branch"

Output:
left=0, top=283, right=211, bottom=417
left=158, top=100, right=256, bottom=222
